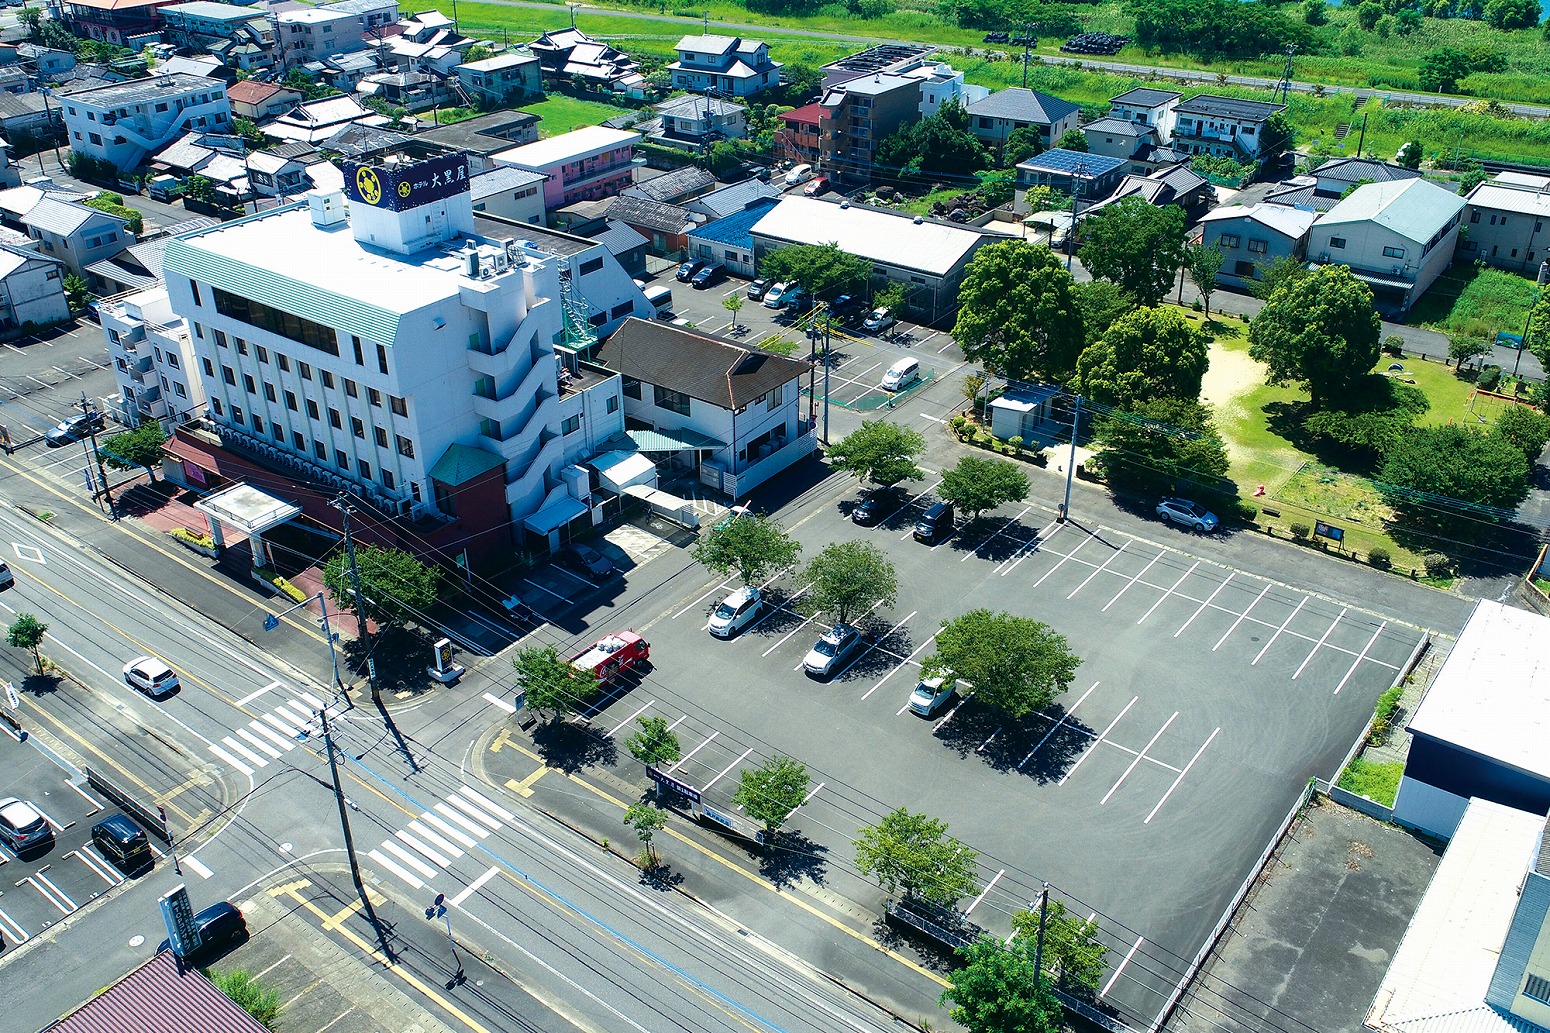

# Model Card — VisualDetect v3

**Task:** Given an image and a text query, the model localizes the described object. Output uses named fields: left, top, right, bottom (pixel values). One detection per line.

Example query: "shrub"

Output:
left=1382, top=335, right=1405, bottom=356
left=1368, top=547, right=1392, bottom=569
left=170, top=527, right=215, bottom=550
left=1289, top=521, right=1311, bottom=540
left=1421, top=551, right=1458, bottom=577
left=1368, top=683, right=1404, bottom=745
left=1008, top=435, right=1024, bottom=453
left=1234, top=500, right=1259, bottom=523
left=1479, top=364, right=1503, bottom=391
left=1191, top=298, right=1203, bottom=312
left=253, top=565, right=307, bottom=602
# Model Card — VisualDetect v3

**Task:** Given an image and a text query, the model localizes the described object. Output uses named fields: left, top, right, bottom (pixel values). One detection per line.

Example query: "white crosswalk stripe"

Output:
left=205, top=691, right=346, bottom=776
left=367, top=788, right=517, bottom=890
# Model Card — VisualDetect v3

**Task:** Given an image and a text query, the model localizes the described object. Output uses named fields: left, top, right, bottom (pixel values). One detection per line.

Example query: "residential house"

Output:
left=454, top=52, right=543, bottom=107
left=652, top=93, right=748, bottom=147
left=307, top=51, right=381, bottom=94
left=1107, top=87, right=1181, bottom=143
left=58, top=0, right=179, bottom=45
left=407, top=109, right=541, bottom=173
left=265, top=94, right=390, bottom=145
left=358, top=70, right=449, bottom=112
left=667, top=34, right=781, bottom=97
left=1264, top=157, right=1421, bottom=212
left=1171, top=94, right=1286, bottom=162
left=965, top=88, right=1079, bottom=152
left=61, top=73, right=232, bottom=170
left=1088, top=163, right=1212, bottom=216
left=209, top=35, right=279, bottom=74
left=150, top=130, right=250, bottom=198
left=686, top=196, right=777, bottom=277
left=621, top=165, right=715, bottom=206
left=1461, top=171, right=1550, bottom=273
left=469, top=165, right=545, bottom=224
left=818, top=74, right=921, bottom=183
left=1083, top=117, right=1157, bottom=165
left=607, top=194, right=700, bottom=256
left=1196, top=203, right=1319, bottom=288
left=22, top=196, right=133, bottom=277
left=321, top=122, right=413, bottom=162
left=750, top=196, right=997, bottom=324
left=891, top=58, right=988, bottom=118
left=1013, top=149, right=1128, bottom=215
left=775, top=102, right=821, bottom=168
left=246, top=144, right=328, bottom=198
left=493, top=126, right=640, bottom=209
left=1307, top=177, right=1465, bottom=313
left=0, top=92, right=58, bottom=142
left=578, top=219, right=648, bottom=279
left=528, top=28, right=646, bottom=96
left=0, top=142, right=20, bottom=189
left=17, top=44, right=78, bottom=79
left=820, top=42, right=935, bottom=90
left=40, top=946, right=275, bottom=1033
left=277, top=0, right=399, bottom=66
left=595, top=317, right=816, bottom=495
left=684, top=178, right=782, bottom=221
left=0, top=243, right=68, bottom=331
left=0, top=184, right=87, bottom=230
left=226, top=80, right=304, bottom=122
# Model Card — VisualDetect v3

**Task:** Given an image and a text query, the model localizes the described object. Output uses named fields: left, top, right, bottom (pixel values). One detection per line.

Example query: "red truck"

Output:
left=570, top=631, right=650, bottom=687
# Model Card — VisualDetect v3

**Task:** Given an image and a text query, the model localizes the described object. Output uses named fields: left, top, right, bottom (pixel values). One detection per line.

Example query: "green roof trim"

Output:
left=163, top=238, right=403, bottom=345
left=429, top=442, right=506, bottom=485
left=628, top=427, right=725, bottom=453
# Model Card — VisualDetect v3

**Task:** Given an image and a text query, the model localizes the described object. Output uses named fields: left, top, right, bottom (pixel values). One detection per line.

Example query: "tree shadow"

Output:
left=21, top=670, right=61, bottom=697
left=532, top=717, right=617, bottom=774
left=757, top=829, right=829, bottom=890
left=946, top=516, right=1038, bottom=562
left=338, top=626, right=436, bottom=698
left=868, top=913, right=962, bottom=975
left=638, top=862, right=684, bottom=892
left=933, top=698, right=1094, bottom=783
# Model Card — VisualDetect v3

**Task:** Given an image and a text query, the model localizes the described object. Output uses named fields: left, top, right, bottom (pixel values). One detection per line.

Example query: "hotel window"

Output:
left=352, top=417, right=365, bottom=438
left=328, top=407, right=342, bottom=429
left=390, top=395, right=408, bottom=416
left=320, top=370, right=334, bottom=389
left=305, top=399, right=319, bottom=420
left=264, top=383, right=277, bottom=402
left=396, top=434, right=414, bottom=458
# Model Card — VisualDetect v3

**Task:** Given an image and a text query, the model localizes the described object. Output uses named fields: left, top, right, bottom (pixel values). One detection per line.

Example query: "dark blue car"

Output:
left=692, top=264, right=725, bottom=290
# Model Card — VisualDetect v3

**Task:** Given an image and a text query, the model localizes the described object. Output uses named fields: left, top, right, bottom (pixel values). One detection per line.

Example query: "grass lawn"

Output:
left=1338, top=758, right=1403, bottom=808
left=1409, top=265, right=1539, bottom=343
left=518, top=95, right=638, bottom=136
left=898, top=187, right=972, bottom=217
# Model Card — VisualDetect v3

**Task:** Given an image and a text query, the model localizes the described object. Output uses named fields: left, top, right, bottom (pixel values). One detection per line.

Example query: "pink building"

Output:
left=493, top=126, right=641, bottom=211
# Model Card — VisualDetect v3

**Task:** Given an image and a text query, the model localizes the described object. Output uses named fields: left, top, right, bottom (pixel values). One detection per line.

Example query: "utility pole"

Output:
left=1355, top=111, right=1368, bottom=157
left=330, top=495, right=379, bottom=703
left=1021, top=23, right=1037, bottom=90
left=1031, top=883, right=1050, bottom=989
left=1271, top=45, right=1296, bottom=104
left=1061, top=396, right=1080, bottom=521
left=820, top=306, right=831, bottom=444
left=80, top=393, right=115, bottom=519
left=321, top=705, right=387, bottom=954
left=1066, top=160, right=1086, bottom=273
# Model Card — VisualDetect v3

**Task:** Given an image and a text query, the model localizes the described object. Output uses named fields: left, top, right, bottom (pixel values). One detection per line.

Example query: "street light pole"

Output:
left=264, top=591, right=349, bottom=706
left=1061, top=395, right=1080, bottom=521
left=1514, top=259, right=1550, bottom=379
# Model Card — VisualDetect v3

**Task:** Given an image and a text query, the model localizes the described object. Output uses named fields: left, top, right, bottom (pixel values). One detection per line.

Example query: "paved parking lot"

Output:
left=561, top=483, right=1424, bottom=1028
left=0, top=741, right=162, bottom=948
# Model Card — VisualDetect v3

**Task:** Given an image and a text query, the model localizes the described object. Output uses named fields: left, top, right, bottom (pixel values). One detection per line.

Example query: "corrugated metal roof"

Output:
left=688, top=197, right=777, bottom=248
left=45, top=949, right=273, bottom=1033
left=749, top=196, right=990, bottom=278
left=23, top=196, right=123, bottom=236
left=429, top=442, right=505, bottom=485
left=1317, top=178, right=1465, bottom=243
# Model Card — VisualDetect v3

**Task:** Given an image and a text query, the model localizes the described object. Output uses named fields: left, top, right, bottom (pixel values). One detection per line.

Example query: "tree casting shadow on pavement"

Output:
left=933, top=699, right=1092, bottom=784
left=757, top=830, right=829, bottom=890
left=20, top=670, right=62, bottom=698
left=869, top=916, right=957, bottom=975
left=638, top=863, right=685, bottom=892
left=338, top=627, right=436, bottom=699
left=532, top=717, right=617, bottom=774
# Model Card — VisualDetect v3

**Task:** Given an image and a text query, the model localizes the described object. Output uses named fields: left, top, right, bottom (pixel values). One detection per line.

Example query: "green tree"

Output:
left=825, top=420, right=926, bottom=487
left=1056, top=128, right=1088, bottom=152
left=797, top=541, right=897, bottom=624
left=182, top=175, right=219, bottom=205
left=1395, top=7, right=1422, bottom=33
left=1183, top=242, right=1225, bottom=316
left=1418, top=47, right=1474, bottom=93
left=1260, top=111, right=1296, bottom=158
left=938, top=454, right=1030, bottom=521
left=1396, top=140, right=1424, bottom=170
left=1300, top=380, right=1429, bottom=462
left=1092, top=398, right=1233, bottom=496
left=1525, top=294, right=1550, bottom=372
left=1380, top=424, right=1532, bottom=520
left=100, top=422, right=166, bottom=476
left=625, top=715, right=682, bottom=768
left=623, top=802, right=667, bottom=867
left=952, top=241, right=1085, bottom=382
left=1071, top=280, right=1136, bottom=347
left=322, top=544, right=441, bottom=629
left=1493, top=405, right=1550, bottom=460
left=1357, top=1, right=1383, bottom=28
left=1483, top=0, right=1539, bottom=28
left=1009, top=901, right=1108, bottom=997
left=86, top=192, right=143, bottom=235
left=1073, top=306, right=1209, bottom=409
left=941, top=936, right=1064, bottom=1033
left=1248, top=265, right=1382, bottom=408
left=732, top=755, right=810, bottom=834
left=721, top=293, right=745, bottom=331
left=1449, top=335, right=1493, bottom=370
left=1002, top=125, right=1045, bottom=166
left=928, top=609, right=1080, bottom=718
left=209, top=969, right=282, bottom=1032
left=465, top=43, right=495, bottom=61
left=962, top=370, right=990, bottom=411
left=232, top=116, right=268, bottom=150
left=853, top=808, right=980, bottom=907
left=1078, top=197, right=1187, bottom=307
left=758, top=243, right=871, bottom=302
left=7, top=613, right=47, bottom=673
left=63, top=274, right=89, bottom=311
left=21, top=5, right=40, bottom=31
left=1304, top=0, right=1328, bottom=23
left=1246, top=254, right=1307, bottom=301
left=877, top=101, right=986, bottom=176
left=1458, top=162, right=1490, bottom=195
left=691, top=512, right=801, bottom=585
left=512, top=644, right=594, bottom=720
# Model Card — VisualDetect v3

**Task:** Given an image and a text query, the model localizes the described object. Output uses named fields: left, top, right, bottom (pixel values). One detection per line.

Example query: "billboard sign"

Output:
left=646, top=765, right=700, bottom=804
left=341, top=153, right=470, bottom=212
left=159, top=884, right=201, bottom=958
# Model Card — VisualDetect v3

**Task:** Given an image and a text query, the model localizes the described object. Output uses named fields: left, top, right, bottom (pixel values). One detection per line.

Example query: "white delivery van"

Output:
left=643, top=284, right=673, bottom=318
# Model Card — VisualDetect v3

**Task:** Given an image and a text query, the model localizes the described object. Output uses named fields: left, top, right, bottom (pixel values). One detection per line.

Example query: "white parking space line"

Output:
left=482, top=692, right=517, bottom=714
left=792, top=781, right=824, bottom=812
left=1177, top=572, right=1234, bottom=637
left=964, top=869, right=1004, bottom=916
left=1029, top=534, right=1089, bottom=587
left=767, top=608, right=822, bottom=657
left=963, top=506, right=1032, bottom=561
left=1103, top=551, right=1162, bottom=612
left=1017, top=682, right=1098, bottom=770
left=976, top=727, right=1002, bottom=752
left=879, top=634, right=938, bottom=706
left=521, top=578, right=569, bottom=604
left=451, top=866, right=502, bottom=907
left=71, top=847, right=123, bottom=886
left=235, top=681, right=283, bottom=706
left=29, top=872, right=77, bottom=913
left=367, top=849, right=424, bottom=889
left=1335, top=622, right=1387, bottom=695
left=831, top=610, right=915, bottom=680
left=932, top=691, right=974, bottom=733
left=1293, top=608, right=1347, bottom=679
left=0, top=907, right=28, bottom=943
left=1101, top=712, right=1177, bottom=805
left=668, top=731, right=718, bottom=773
left=1139, top=561, right=1198, bottom=624
left=1060, top=696, right=1138, bottom=787
left=1101, top=937, right=1146, bottom=999
left=705, top=748, right=754, bottom=791
left=1252, top=596, right=1307, bottom=665
left=674, top=580, right=731, bottom=620
left=1067, top=540, right=1130, bottom=600
left=606, top=700, right=656, bottom=738
left=999, top=519, right=1058, bottom=574
left=1213, top=583, right=1271, bottom=651
left=1145, top=728, right=1220, bottom=824
left=664, top=714, right=688, bottom=733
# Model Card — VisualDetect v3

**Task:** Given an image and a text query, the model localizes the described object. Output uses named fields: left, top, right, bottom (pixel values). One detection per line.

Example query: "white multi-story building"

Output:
left=278, top=0, right=398, bottom=66
left=0, top=243, right=68, bottom=332
left=159, top=152, right=624, bottom=558
left=99, top=285, right=207, bottom=431
left=61, top=74, right=232, bottom=171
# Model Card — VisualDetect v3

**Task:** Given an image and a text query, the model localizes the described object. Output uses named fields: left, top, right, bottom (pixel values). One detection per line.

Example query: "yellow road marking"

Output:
left=506, top=768, right=546, bottom=798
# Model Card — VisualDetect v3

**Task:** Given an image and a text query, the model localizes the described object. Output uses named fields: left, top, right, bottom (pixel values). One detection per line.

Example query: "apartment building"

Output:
left=1171, top=94, right=1286, bottom=162
left=817, top=74, right=920, bottom=183
left=455, top=53, right=543, bottom=107
left=1461, top=172, right=1550, bottom=274
left=61, top=73, right=231, bottom=170
left=277, top=0, right=398, bottom=66
left=99, top=285, right=207, bottom=430
left=493, top=126, right=640, bottom=210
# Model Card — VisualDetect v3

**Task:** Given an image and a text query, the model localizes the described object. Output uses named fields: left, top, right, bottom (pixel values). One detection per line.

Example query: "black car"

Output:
left=983, top=31, right=1010, bottom=42
left=157, top=901, right=247, bottom=962
left=852, top=488, right=901, bottom=526
left=44, top=410, right=107, bottom=448
left=676, top=259, right=705, bottom=283
left=830, top=294, right=866, bottom=324
left=561, top=542, right=615, bottom=579
left=747, top=278, right=770, bottom=301
left=691, top=264, right=725, bottom=290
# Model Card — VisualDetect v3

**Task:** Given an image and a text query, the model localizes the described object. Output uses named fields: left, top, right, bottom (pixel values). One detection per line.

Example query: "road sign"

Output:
left=700, top=805, right=764, bottom=846
left=159, top=884, right=200, bottom=958
left=4, top=682, right=18, bottom=710
left=1314, top=520, right=1345, bottom=543
left=646, top=765, right=701, bottom=804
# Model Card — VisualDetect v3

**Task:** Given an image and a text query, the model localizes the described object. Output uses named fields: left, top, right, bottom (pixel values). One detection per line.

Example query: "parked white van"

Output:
left=784, top=163, right=814, bottom=186
left=882, top=357, right=920, bottom=392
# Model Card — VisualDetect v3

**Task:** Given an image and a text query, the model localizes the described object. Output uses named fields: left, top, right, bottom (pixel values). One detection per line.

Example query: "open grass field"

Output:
left=1409, top=265, right=1539, bottom=343
left=518, top=95, right=640, bottom=136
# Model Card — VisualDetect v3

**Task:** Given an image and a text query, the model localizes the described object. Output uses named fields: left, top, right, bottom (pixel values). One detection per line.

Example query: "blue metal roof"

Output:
left=687, top=198, right=779, bottom=248
left=1019, top=148, right=1126, bottom=178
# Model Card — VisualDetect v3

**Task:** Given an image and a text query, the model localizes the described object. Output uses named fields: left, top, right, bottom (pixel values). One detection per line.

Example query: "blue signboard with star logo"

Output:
left=341, top=153, right=470, bottom=212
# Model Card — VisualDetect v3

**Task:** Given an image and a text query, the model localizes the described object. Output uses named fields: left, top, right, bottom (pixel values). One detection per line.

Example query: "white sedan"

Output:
left=124, top=656, right=180, bottom=697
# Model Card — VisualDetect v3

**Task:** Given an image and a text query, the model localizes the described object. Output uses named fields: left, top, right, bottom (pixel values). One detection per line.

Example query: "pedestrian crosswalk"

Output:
left=207, top=689, right=343, bottom=776
left=366, top=786, right=517, bottom=890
